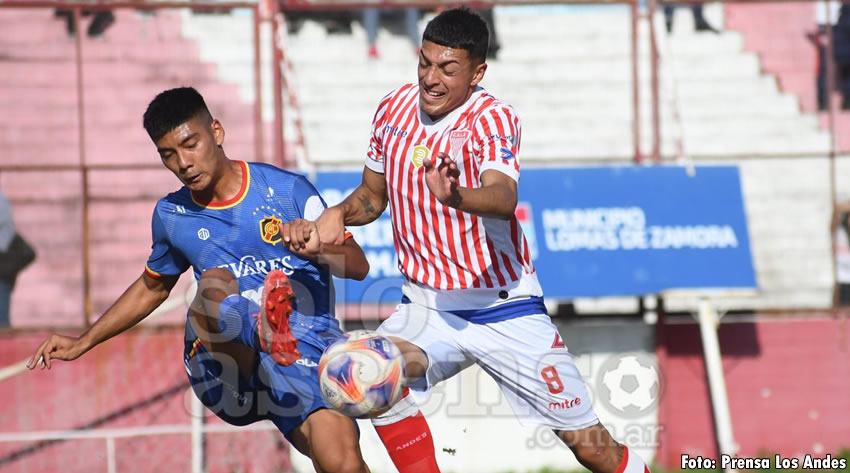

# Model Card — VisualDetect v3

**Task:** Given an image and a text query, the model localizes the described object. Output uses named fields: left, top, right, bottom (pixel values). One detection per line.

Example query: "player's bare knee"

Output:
left=199, top=267, right=236, bottom=287
left=336, top=456, right=366, bottom=473
left=194, top=268, right=239, bottom=310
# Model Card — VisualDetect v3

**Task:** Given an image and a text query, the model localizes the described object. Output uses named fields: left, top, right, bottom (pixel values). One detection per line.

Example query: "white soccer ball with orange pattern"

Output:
left=318, top=330, right=406, bottom=418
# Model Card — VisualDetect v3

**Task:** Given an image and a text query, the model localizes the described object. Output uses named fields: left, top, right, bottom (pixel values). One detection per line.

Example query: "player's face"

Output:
left=155, top=115, right=225, bottom=192
left=417, top=40, right=487, bottom=120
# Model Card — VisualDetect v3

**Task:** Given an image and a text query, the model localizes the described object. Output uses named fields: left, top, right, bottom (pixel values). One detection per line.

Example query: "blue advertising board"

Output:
left=314, top=166, right=756, bottom=301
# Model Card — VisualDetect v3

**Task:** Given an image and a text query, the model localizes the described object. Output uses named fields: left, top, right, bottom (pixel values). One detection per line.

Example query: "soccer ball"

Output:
left=318, top=330, right=406, bottom=418
left=599, top=355, right=659, bottom=415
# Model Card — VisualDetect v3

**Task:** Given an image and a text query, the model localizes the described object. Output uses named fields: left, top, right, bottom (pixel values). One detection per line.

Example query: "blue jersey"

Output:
left=145, top=161, right=340, bottom=347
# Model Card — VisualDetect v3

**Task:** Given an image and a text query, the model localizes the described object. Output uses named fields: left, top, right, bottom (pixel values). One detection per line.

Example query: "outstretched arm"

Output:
left=424, top=153, right=518, bottom=220
left=318, top=167, right=388, bottom=245
left=27, top=272, right=178, bottom=369
left=281, top=219, right=370, bottom=280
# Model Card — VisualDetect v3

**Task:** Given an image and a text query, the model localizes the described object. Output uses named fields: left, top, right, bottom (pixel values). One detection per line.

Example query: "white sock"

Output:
left=618, top=446, right=651, bottom=473
left=371, top=389, right=421, bottom=427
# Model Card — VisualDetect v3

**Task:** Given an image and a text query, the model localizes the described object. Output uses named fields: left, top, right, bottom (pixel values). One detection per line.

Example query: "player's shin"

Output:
left=372, top=388, right=441, bottom=473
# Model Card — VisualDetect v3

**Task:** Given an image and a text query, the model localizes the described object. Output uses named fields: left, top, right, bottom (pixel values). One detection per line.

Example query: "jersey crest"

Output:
left=449, top=129, right=470, bottom=161
left=259, top=215, right=282, bottom=245
left=253, top=204, right=285, bottom=246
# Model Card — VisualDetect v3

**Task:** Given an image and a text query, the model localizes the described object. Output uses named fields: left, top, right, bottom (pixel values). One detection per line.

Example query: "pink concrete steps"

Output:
left=724, top=2, right=850, bottom=151
left=1, top=7, right=265, bottom=328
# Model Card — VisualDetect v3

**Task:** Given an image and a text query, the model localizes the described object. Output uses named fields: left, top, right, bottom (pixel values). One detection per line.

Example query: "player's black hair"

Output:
left=422, top=7, right=489, bottom=63
left=143, top=87, right=212, bottom=142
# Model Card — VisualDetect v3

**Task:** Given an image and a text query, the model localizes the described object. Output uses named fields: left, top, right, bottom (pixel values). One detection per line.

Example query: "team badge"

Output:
left=259, top=215, right=282, bottom=245
left=411, top=145, right=430, bottom=167
left=449, top=130, right=470, bottom=161
left=254, top=205, right=286, bottom=246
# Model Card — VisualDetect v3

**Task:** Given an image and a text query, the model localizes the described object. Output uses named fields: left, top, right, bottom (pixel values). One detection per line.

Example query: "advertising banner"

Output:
left=314, top=166, right=756, bottom=302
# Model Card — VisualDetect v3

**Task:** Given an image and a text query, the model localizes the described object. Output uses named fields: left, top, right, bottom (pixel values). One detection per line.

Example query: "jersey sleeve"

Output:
left=365, top=92, right=394, bottom=174
left=145, top=204, right=190, bottom=279
left=292, top=176, right=353, bottom=241
left=472, top=104, right=522, bottom=182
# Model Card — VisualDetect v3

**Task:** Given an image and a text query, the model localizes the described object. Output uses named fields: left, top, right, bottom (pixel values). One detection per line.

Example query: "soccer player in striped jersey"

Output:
left=27, top=87, right=411, bottom=473
left=311, top=8, right=652, bottom=473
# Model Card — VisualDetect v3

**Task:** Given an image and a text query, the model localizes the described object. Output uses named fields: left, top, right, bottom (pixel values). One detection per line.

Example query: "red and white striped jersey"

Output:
left=365, top=84, right=543, bottom=311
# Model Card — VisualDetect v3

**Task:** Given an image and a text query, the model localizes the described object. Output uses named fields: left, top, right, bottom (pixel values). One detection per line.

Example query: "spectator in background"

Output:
left=832, top=4, right=850, bottom=109
left=0, top=192, right=36, bottom=327
left=664, top=4, right=719, bottom=34
left=284, top=9, right=355, bottom=36
left=0, top=193, right=13, bottom=327
left=54, top=9, right=115, bottom=38
left=813, top=2, right=840, bottom=110
left=363, top=7, right=420, bottom=58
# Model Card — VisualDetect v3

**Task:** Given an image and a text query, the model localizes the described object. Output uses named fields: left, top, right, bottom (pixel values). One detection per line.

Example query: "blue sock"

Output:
left=217, top=294, right=261, bottom=350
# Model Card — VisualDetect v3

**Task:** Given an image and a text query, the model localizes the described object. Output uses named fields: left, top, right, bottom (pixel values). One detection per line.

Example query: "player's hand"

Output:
left=281, top=218, right=322, bottom=259
left=26, top=334, right=87, bottom=370
left=423, top=152, right=461, bottom=207
left=316, top=206, right=346, bottom=245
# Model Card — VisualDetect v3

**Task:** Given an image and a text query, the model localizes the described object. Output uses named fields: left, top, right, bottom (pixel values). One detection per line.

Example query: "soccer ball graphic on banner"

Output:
left=318, top=330, right=406, bottom=418
left=599, top=354, right=660, bottom=415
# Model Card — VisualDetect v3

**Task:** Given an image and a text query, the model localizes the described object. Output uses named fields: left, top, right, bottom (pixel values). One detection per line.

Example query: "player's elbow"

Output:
left=494, top=195, right=518, bottom=220
left=371, top=192, right=389, bottom=216
left=338, top=241, right=370, bottom=280
left=480, top=180, right=517, bottom=220
left=349, top=259, right=370, bottom=281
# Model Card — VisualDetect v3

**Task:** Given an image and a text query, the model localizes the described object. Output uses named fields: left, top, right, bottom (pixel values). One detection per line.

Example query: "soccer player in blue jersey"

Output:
left=26, top=87, right=378, bottom=472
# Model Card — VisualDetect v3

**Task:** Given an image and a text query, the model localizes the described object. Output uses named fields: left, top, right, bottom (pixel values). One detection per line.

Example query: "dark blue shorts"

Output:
left=183, top=319, right=351, bottom=440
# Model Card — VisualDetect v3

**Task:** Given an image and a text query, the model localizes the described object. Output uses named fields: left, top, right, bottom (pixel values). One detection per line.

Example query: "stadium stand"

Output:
left=0, top=8, right=289, bottom=473
left=725, top=2, right=850, bottom=152
left=265, top=5, right=838, bottom=313
left=0, top=8, right=262, bottom=327
left=278, top=5, right=829, bottom=164
left=1, top=3, right=846, bottom=325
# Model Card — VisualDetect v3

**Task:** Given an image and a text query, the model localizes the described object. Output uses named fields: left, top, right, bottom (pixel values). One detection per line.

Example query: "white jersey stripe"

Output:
left=387, top=89, right=420, bottom=279
left=447, top=97, right=493, bottom=289
left=364, top=85, right=542, bottom=308
left=396, top=126, right=422, bottom=280
left=509, top=217, right=529, bottom=273
left=411, top=131, right=439, bottom=286
left=426, top=136, right=449, bottom=289
left=485, top=235, right=508, bottom=286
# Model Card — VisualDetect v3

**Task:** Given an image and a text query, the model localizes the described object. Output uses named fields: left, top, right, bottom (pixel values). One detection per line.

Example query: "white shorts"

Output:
left=377, top=303, right=600, bottom=430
